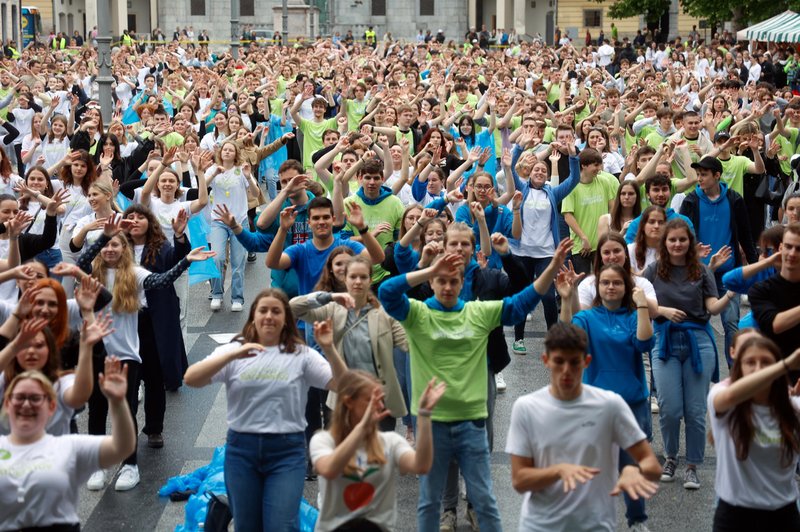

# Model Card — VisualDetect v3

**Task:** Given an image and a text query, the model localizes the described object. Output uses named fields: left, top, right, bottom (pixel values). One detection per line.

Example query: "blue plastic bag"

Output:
left=186, top=215, right=220, bottom=285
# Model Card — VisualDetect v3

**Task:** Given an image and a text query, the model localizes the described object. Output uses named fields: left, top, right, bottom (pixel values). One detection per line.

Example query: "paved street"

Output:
left=78, top=257, right=725, bottom=531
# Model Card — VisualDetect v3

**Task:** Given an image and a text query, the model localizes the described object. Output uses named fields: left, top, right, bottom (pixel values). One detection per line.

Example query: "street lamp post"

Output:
left=282, top=0, right=288, bottom=47
left=95, top=0, right=113, bottom=128
left=231, top=0, right=240, bottom=59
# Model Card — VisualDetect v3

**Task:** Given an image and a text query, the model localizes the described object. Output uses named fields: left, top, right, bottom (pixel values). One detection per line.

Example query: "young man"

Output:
left=341, top=158, right=404, bottom=286
left=561, top=148, right=619, bottom=275
left=505, top=323, right=661, bottom=532
left=680, top=155, right=758, bottom=358
left=708, top=130, right=765, bottom=197
left=290, top=84, right=342, bottom=173
left=624, top=173, right=695, bottom=243
left=750, top=223, right=800, bottom=374
left=378, top=238, right=572, bottom=532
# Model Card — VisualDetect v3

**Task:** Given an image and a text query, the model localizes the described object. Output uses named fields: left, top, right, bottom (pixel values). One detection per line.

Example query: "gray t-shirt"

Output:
left=642, top=262, right=717, bottom=324
left=342, top=306, right=376, bottom=374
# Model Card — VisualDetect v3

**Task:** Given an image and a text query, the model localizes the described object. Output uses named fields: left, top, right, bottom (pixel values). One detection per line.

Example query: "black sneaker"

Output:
left=661, top=458, right=677, bottom=482
left=305, top=461, right=317, bottom=481
left=147, top=433, right=164, bottom=449
left=683, top=467, right=700, bottom=490
left=247, top=252, right=257, bottom=263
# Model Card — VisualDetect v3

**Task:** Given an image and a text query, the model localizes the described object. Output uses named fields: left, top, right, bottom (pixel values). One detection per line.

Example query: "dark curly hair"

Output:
left=122, top=204, right=167, bottom=267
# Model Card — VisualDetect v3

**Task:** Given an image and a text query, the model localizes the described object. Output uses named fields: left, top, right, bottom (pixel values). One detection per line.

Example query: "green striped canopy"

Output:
left=736, top=11, right=800, bottom=42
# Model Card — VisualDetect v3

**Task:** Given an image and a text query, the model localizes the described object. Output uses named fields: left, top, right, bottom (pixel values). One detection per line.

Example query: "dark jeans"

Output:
left=88, top=357, right=140, bottom=466
left=713, top=499, right=800, bottom=532
left=620, top=399, right=652, bottom=526
left=139, top=310, right=165, bottom=436
left=513, top=255, right=558, bottom=341
left=571, top=251, right=595, bottom=277
left=304, top=387, right=330, bottom=445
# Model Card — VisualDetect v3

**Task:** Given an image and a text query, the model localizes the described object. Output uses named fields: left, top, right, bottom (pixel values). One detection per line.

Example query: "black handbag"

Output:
left=755, top=174, right=786, bottom=207
left=204, top=492, right=233, bottom=532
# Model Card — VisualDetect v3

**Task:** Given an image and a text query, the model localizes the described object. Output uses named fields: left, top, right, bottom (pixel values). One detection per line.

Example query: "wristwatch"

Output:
left=358, top=225, right=369, bottom=235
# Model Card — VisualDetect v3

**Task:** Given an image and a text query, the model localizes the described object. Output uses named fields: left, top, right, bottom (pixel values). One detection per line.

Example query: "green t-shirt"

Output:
left=402, top=298, right=503, bottom=421
left=671, top=137, right=704, bottom=180
left=298, top=117, right=338, bottom=171
left=494, top=116, right=521, bottom=155
left=561, top=172, right=619, bottom=253
left=447, top=93, right=479, bottom=113
left=395, top=128, right=416, bottom=155
left=343, top=193, right=405, bottom=282
left=544, top=82, right=561, bottom=105
left=638, top=177, right=681, bottom=210
left=346, top=99, right=369, bottom=131
left=719, top=155, right=750, bottom=196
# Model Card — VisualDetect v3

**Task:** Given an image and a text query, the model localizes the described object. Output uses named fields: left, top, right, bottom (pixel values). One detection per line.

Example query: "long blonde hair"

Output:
left=328, top=370, right=386, bottom=475
left=91, top=234, right=140, bottom=314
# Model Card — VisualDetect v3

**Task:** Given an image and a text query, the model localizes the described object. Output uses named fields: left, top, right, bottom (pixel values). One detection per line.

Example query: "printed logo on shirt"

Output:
left=239, top=368, right=289, bottom=381
left=0, top=449, right=10, bottom=460
left=579, top=193, right=605, bottom=206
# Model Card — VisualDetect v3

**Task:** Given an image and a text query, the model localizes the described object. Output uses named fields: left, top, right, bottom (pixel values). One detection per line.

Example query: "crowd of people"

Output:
left=1, top=22, right=800, bottom=532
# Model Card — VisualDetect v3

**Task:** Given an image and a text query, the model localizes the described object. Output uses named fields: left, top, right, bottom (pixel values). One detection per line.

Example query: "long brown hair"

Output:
left=633, top=205, right=666, bottom=271
left=32, top=280, right=69, bottom=348
left=60, top=149, right=94, bottom=195
left=4, top=327, right=59, bottom=386
left=592, top=232, right=633, bottom=276
left=727, top=336, right=800, bottom=467
left=91, top=234, right=140, bottom=314
left=657, top=219, right=702, bottom=282
left=609, top=181, right=641, bottom=233
left=237, top=289, right=304, bottom=353
left=122, top=204, right=167, bottom=267
left=328, top=370, right=387, bottom=475
left=314, top=246, right=355, bottom=293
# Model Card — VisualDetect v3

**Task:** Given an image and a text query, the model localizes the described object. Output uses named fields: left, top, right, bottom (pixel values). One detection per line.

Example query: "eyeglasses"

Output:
left=9, top=393, right=47, bottom=406
left=473, top=184, right=493, bottom=191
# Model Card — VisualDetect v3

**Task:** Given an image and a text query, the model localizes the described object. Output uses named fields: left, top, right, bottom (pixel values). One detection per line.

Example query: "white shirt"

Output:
left=515, top=187, right=553, bottom=258
left=0, top=434, right=102, bottom=529
left=578, top=274, right=657, bottom=309
left=627, top=242, right=657, bottom=274
left=100, top=267, right=152, bottom=362
left=0, top=374, right=76, bottom=436
left=209, top=341, right=332, bottom=433
left=505, top=385, right=645, bottom=532
left=148, top=197, right=194, bottom=240
left=206, top=165, right=251, bottom=223
left=597, top=44, right=615, bottom=67
left=708, top=382, right=800, bottom=509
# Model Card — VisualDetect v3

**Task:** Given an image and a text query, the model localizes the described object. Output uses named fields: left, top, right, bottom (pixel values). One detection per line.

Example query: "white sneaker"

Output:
left=210, top=299, right=222, bottom=311
left=114, top=465, right=140, bottom=491
left=231, top=302, right=243, bottom=312
left=86, top=470, right=106, bottom=491
left=137, top=382, right=144, bottom=403
left=495, top=372, right=507, bottom=393
left=650, top=396, right=659, bottom=414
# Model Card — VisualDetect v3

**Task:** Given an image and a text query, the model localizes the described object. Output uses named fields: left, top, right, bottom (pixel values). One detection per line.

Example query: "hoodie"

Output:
left=697, top=183, right=734, bottom=272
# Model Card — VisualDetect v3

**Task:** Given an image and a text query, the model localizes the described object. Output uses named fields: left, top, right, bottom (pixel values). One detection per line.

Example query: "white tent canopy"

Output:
left=736, top=11, right=800, bottom=43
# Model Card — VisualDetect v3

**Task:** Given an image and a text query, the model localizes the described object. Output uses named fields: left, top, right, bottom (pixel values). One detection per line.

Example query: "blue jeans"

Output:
left=715, top=272, right=740, bottom=367
left=225, top=430, right=306, bottom=532
left=620, top=399, right=652, bottom=526
left=418, top=420, right=501, bottom=532
left=393, top=347, right=413, bottom=429
left=208, top=221, right=246, bottom=303
left=652, top=328, right=715, bottom=465
left=36, top=248, right=63, bottom=280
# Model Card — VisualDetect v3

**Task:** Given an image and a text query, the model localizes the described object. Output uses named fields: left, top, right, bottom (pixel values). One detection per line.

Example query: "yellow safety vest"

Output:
left=7, top=46, right=19, bottom=59
left=365, top=30, right=376, bottom=44
left=122, top=34, right=133, bottom=46
left=51, top=38, right=65, bottom=49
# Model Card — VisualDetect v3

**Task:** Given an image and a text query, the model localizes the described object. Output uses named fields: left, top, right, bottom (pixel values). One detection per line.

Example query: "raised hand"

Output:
left=331, top=292, right=356, bottom=309
left=16, top=317, right=50, bottom=350
left=345, top=202, right=366, bottom=231
left=81, top=312, right=115, bottom=346
left=99, top=356, right=129, bottom=403
left=558, top=463, right=600, bottom=493
left=186, top=246, right=217, bottom=262
left=47, top=188, right=71, bottom=216
left=418, top=377, right=446, bottom=412
left=430, top=252, right=464, bottom=278
left=358, top=385, right=391, bottom=428
left=279, top=205, right=298, bottom=231
left=75, top=276, right=103, bottom=311
left=172, top=208, right=188, bottom=237
left=313, top=318, right=335, bottom=350
left=6, top=211, right=33, bottom=237
left=631, top=287, right=648, bottom=308
left=212, top=204, right=237, bottom=228
left=611, top=465, right=659, bottom=500
left=709, top=245, right=732, bottom=271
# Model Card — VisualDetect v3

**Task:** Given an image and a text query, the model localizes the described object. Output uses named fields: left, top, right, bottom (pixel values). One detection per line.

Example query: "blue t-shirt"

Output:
left=284, top=235, right=365, bottom=294
left=697, top=186, right=733, bottom=273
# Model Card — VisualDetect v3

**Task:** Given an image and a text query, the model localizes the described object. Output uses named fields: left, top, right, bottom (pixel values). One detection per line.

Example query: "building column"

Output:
left=496, top=0, right=511, bottom=31
left=513, top=0, right=525, bottom=36
left=85, top=0, right=98, bottom=35
left=150, top=0, right=158, bottom=34
left=468, top=0, right=477, bottom=29
left=114, top=0, right=127, bottom=36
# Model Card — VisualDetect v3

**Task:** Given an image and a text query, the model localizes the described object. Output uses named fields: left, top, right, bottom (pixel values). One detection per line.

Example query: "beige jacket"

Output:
left=290, top=292, right=409, bottom=418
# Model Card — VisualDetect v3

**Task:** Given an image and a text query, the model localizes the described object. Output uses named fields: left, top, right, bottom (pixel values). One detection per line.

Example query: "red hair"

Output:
left=33, top=279, right=69, bottom=348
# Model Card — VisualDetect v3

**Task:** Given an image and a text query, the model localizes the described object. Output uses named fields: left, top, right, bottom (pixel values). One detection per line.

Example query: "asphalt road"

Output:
left=78, top=255, right=727, bottom=532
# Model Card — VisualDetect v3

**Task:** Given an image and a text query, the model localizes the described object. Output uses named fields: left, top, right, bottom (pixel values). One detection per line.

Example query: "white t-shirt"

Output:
left=505, top=385, right=646, bottom=532
left=148, top=197, right=193, bottom=240
left=206, top=165, right=250, bottom=223
left=100, top=267, right=152, bottom=362
left=0, top=434, right=102, bottom=529
left=0, top=174, right=22, bottom=196
left=627, top=243, right=657, bottom=275
left=60, top=184, right=91, bottom=233
left=384, top=172, right=414, bottom=206
left=578, top=274, right=657, bottom=309
left=208, top=341, right=332, bottom=433
left=40, top=137, right=70, bottom=171
left=20, top=135, right=43, bottom=172
left=310, top=430, right=413, bottom=531
left=0, top=374, right=76, bottom=436
left=515, top=187, right=553, bottom=258
left=72, top=213, right=105, bottom=251
left=708, top=382, right=800, bottom=510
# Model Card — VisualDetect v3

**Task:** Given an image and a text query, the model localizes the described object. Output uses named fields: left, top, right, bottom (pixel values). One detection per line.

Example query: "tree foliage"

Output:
left=593, top=0, right=800, bottom=28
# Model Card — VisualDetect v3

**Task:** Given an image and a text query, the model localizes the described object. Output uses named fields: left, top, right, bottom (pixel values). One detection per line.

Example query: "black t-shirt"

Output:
left=749, top=274, right=800, bottom=360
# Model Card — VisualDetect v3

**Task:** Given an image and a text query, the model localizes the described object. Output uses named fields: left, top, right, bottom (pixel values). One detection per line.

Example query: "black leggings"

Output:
left=139, top=310, right=165, bottom=436
left=713, top=498, right=800, bottom=532
left=88, top=357, right=140, bottom=466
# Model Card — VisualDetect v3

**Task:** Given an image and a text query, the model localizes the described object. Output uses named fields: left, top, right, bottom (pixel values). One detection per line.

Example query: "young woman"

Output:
left=599, top=180, right=641, bottom=238
left=642, top=219, right=735, bottom=490
left=0, top=363, right=135, bottom=530
left=314, top=246, right=356, bottom=293
left=57, top=150, right=95, bottom=295
left=558, top=263, right=654, bottom=530
left=16, top=166, right=68, bottom=269
left=123, top=203, right=191, bottom=448
left=290, top=255, right=409, bottom=431
left=708, top=337, right=800, bottom=531
left=138, top=147, right=208, bottom=240
left=38, top=112, right=71, bottom=171
left=70, top=180, right=118, bottom=254
left=184, top=290, right=347, bottom=531
left=310, top=370, right=445, bottom=531
left=206, top=141, right=258, bottom=312
left=0, top=307, right=112, bottom=436
left=76, top=215, right=214, bottom=491
left=628, top=205, right=667, bottom=274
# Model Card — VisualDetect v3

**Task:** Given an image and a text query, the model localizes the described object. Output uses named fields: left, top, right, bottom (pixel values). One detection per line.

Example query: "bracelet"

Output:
left=783, top=358, right=789, bottom=374
left=358, top=225, right=369, bottom=235
left=417, top=408, right=432, bottom=417
left=637, top=305, right=648, bottom=309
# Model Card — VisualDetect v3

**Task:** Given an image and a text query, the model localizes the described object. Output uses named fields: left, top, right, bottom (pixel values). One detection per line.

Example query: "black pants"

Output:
left=139, top=310, right=165, bottom=436
left=713, top=498, right=800, bottom=532
left=304, top=387, right=330, bottom=445
left=88, top=357, right=140, bottom=466
left=571, top=251, right=595, bottom=277
left=513, top=255, right=558, bottom=340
